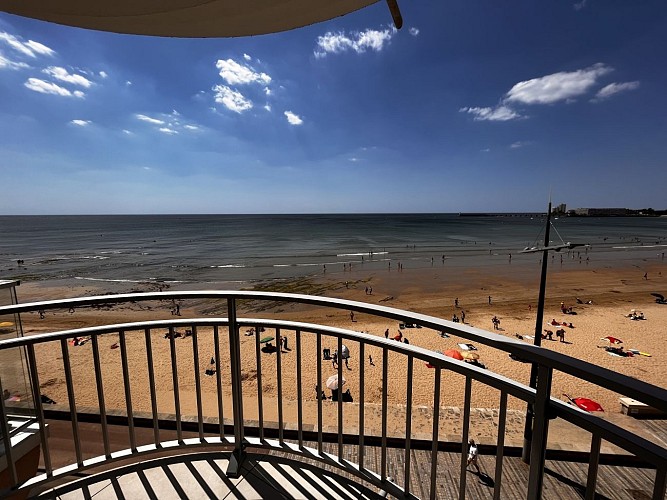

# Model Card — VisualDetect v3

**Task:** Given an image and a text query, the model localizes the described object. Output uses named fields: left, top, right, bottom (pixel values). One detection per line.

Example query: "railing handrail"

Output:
left=1, top=291, right=666, bottom=412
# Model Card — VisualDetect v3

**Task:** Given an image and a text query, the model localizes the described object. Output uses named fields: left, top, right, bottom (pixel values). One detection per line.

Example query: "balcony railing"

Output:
left=0, top=291, right=666, bottom=499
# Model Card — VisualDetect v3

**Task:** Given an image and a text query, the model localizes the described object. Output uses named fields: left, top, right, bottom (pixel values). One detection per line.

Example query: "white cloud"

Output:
left=264, top=104, right=272, bottom=112
left=0, top=32, right=55, bottom=58
left=42, top=66, right=93, bottom=87
left=264, top=87, right=272, bottom=96
left=284, top=111, right=303, bottom=125
left=0, top=53, right=29, bottom=70
left=505, top=63, right=612, bottom=105
left=135, top=114, right=165, bottom=125
left=122, top=129, right=132, bottom=135
left=510, top=141, right=531, bottom=149
left=70, top=119, right=91, bottom=126
left=24, top=78, right=84, bottom=97
left=216, top=58, right=271, bottom=86
left=409, top=27, right=420, bottom=37
left=183, top=124, right=199, bottom=131
left=159, top=127, right=178, bottom=135
left=243, top=53, right=251, bottom=61
left=314, top=26, right=397, bottom=58
left=99, top=71, right=108, bottom=78
left=593, top=81, right=640, bottom=101
left=24, top=40, right=55, bottom=56
left=213, top=84, right=253, bottom=113
left=459, top=105, right=521, bottom=122
left=574, top=0, right=588, bottom=11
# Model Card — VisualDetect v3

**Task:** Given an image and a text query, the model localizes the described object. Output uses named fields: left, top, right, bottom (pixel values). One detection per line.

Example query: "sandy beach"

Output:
left=9, top=256, right=667, bottom=443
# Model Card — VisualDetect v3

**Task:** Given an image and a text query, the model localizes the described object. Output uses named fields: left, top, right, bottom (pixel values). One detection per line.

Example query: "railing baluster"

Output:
left=226, top=297, right=245, bottom=477
left=430, top=367, right=442, bottom=500
left=404, top=355, right=414, bottom=496
left=61, top=338, right=82, bottom=466
left=296, top=329, right=303, bottom=448
left=213, top=326, right=224, bottom=440
left=316, top=333, right=323, bottom=454
left=276, top=327, right=284, bottom=444
left=654, top=467, right=667, bottom=500
left=144, top=328, right=160, bottom=447
left=527, top=364, right=553, bottom=499
left=359, top=341, right=365, bottom=470
left=191, top=326, right=204, bottom=441
left=459, top=376, right=472, bottom=500
left=26, top=344, right=52, bottom=477
left=168, top=326, right=182, bottom=443
left=119, top=330, right=136, bottom=452
left=381, top=346, right=388, bottom=481
left=585, top=433, right=601, bottom=500
left=337, top=335, right=344, bottom=460
left=493, top=392, right=508, bottom=500
left=0, top=376, right=17, bottom=487
left=254, top=323, right=264, bottom=441
left=91, top=334, right=110, bottom=458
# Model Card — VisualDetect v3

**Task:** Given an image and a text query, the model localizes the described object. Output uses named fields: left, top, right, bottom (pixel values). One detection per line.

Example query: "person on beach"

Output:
left=467, top=439, right=480, bottom=473
left=455, top=298, right=459, bottom=308
left=350, top=311, right=355, bottom=322
left=369, top=355, right=374, bottom=366
left=385, top=329, right=389, bottom=339
left=488, top=295, right=492, bottom=305
left=461, top=310, right=466, bottom=323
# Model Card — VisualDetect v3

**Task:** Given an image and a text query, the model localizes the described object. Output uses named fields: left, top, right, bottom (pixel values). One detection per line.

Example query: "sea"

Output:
left=1, top=214, right=665, bottom=289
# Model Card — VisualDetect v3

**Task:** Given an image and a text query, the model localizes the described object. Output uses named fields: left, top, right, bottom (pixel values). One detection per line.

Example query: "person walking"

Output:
left=467, top=439, right=480, bottom=473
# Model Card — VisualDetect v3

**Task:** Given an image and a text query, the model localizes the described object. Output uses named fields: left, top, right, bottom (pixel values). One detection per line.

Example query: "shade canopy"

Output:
left=0, top=0, right=383, bottom=38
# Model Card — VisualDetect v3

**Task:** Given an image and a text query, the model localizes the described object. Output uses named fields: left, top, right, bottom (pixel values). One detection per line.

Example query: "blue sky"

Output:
left=1, top=1, right=666, bottom=214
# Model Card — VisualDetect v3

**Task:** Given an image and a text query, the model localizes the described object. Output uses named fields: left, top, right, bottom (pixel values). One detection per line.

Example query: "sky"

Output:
left=1, top=1, right=666, bottom=214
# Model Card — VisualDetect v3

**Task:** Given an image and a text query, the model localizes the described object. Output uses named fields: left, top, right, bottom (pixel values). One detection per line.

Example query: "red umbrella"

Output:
left=443, top=349, right=464, bottom=361
left=564, top=393, right=604, bottom=412
left=601, top=336, right=623, bottom=345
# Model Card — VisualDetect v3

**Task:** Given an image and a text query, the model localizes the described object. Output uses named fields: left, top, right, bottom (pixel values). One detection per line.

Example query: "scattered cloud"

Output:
left=0, top=53, right=29, bottom=70
left=216, top=58, right=271, bottom=86
left=70, top=119, right=91, bottom=126
left=135, top=114, right=165, bottom=125
left=213, top=84, right=253, bottom=113
left=284, top=111, right=303, bottom=125
left=183, top=124, right=199, bottom=131
left=505, top=63, right=612, bottom=105
left=574, top=0, right=588, bottom=11
left=0, top=32, right=55, bottom=58
left=125, top=80, right=132, bottom=86
left=264, top=104, right=272, bottom=112
left=42, top=66, right=93, bottom=88
left=592, top=81, right=640, bottom=102
left=481, top=148, right=491, bottom=152
left=459, top=105, right=522, bottom=122
left=314, top=26, right=397, bottom=58
left=510, top=141, right=531, bottom=149
left=463, top=63, right=620, bottom=123
left=409, top=27, right=420, bottom=37
left=159, top=127, right=178, bottom=135
left=24, top=78, right=84, bottom=97
left=243, top=53, right=251, bottom=61
left=122, top=129, right=132, bottom=135
left=99, top=71, right=108, bottom=78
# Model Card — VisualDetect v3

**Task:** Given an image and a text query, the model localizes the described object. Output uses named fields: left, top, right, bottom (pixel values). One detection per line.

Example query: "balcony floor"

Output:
left=38, top=451, right=384, bottom=499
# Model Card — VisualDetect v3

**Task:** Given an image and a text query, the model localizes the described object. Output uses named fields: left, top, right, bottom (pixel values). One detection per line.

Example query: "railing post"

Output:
left=226, top=297, right=245, bottom=477
left=526, top=364, right=553, bottom=499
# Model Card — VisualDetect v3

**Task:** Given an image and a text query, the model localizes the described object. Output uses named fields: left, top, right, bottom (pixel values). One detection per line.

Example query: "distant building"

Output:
left=571, top=207, right=629, bottom=216
left=552, top=203, right=567, bottom=215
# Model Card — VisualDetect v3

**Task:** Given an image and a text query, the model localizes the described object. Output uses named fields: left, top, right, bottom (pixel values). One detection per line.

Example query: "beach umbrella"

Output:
left=0, top=321, right=14, bottom=328
left=443, top=349, right=464, bottom=361
left=325, top=374, right=346, bottom=391
left=462, top=351, right=480, bottom=361
left=601, top=336, right=623, bottom=345
left=259, top=336, right=275, bottom=344
left=341, top=344, right=350, bottom=359
left=564, top=394, right=604, bottom=412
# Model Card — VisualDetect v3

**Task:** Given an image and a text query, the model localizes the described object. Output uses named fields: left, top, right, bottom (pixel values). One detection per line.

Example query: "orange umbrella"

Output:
left=601, top=336, right=623, bottom=345
left=443, top=349, right=464, bottom=361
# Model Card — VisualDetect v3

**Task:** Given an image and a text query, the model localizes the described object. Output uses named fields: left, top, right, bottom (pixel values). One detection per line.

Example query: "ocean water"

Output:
left=0, top=214, right=665, bottom=288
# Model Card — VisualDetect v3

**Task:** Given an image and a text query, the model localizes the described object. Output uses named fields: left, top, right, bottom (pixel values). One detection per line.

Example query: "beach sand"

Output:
left=10, top=257, right=667, bottom=446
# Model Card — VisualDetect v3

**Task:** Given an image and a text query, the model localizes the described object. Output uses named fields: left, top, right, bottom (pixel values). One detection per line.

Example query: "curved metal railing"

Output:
left=0, top=291, right=665, bottom=499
